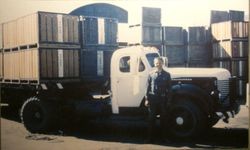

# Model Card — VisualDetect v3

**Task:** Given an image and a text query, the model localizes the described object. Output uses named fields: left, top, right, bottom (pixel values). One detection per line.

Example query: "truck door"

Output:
left=111, top=53, right=148, bottom=114
left=132, top=57, right=148, bottom=106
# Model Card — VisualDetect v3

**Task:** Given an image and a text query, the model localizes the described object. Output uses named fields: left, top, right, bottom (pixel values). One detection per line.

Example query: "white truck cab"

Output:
left=111, top=46, right=233, bottom=114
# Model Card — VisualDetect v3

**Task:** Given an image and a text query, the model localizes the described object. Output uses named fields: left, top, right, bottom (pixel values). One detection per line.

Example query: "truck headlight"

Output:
left=210, top=91, right=215, bottom=95
left=211, top=90, right=221, bottom=100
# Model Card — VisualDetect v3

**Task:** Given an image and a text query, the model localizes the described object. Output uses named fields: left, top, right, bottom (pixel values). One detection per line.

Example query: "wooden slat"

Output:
left=7, top=52, right=11, bottom=78
left=6, top=23, right=10, bottom=48
left=11, top=21, right=17, bottom=48
left=245, top=22, right=249, bottom=37
left=8, top=23, right=11, bottom=48
left=23, top=50, right=29, bottom=79
left=63, top=16, right=69, bottom=43
left=52, top=50, right=58, bottom=77
left=19, top=50, right=25, bottom=79
left=10, top=52, right=14, bottom=79
left=73, top=50, right=79, bottom=77
left=39, top=43, right=80, bottom=49
left=68, top=50, right=74, bottom=77
left=46, top=49, right=53, bottom=78
left=3, top=52, right=10, bottom=79
left=40, top=13, right=47, bottom=42
left=0, top=24, right=2, bottom=49
left=21, top=17, right=25, bottom=45
left=25, top=15, right=30, bottom=45
left=32, top=48, right=39, bottom=79
left=40, top=49, right=47, bottom=78
left=73, top=17, right=79, bottom=43
left=17, top=18, right=22, bottom=46
left=46, top=14, right=53, bottom=42
left=63, top=50, right=69, bottom=77
left=68, top=17, right=74, bottom=43
left=28, top=50, right=33, bottom=79
left=13, top=51, right=20, bottom=79
left=52, top=14, right=58, bottom=42
left=3, top=23, right=7, bottom=48
left=9, top=52, right=13, bottom=79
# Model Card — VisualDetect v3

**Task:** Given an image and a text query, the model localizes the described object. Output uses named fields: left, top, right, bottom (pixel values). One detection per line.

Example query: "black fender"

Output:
left=170, top=83, right=214, bottom=115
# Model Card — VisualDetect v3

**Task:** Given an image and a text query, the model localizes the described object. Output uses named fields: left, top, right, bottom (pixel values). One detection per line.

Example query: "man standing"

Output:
left=145, top=57, right=172, bottom=143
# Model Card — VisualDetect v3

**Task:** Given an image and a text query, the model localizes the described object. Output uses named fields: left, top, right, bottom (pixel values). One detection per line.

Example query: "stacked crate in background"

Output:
left=228, top=10, right=245, bottom=22
left=1, top=12, right=81, bottom=84
left=128, top=7, right=162, bottom=48
left=210, top=10, right=229, bottom=24
left=187, top=27, right=212, bottom=67
left=161, top=26, right=187, bottom=67
left=79, top=16, right=118, bottom=81
left=210, top=10, right=245, bottom=24
left=211, top=10, right=248, bottom=99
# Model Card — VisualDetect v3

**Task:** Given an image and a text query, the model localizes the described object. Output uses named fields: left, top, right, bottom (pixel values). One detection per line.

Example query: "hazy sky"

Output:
left=0, top=0, right=248, bottom=28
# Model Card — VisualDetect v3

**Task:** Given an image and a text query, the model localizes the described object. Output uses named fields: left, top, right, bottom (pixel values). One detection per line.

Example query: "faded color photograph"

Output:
left=0, top=0, right=249, bottom=149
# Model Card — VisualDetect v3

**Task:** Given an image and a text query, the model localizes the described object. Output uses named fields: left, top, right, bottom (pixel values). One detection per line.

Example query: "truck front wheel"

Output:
left=20, top=97, right=58, bottom=133
left=165, top=100, right=205, bottom=138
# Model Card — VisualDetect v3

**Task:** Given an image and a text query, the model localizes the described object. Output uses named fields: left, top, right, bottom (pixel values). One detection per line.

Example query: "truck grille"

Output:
left=217, top=80, right=230, bottom=106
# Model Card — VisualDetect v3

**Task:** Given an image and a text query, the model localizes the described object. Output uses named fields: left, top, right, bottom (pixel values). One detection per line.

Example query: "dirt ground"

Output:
left=1, top=105, right=249, bottom=150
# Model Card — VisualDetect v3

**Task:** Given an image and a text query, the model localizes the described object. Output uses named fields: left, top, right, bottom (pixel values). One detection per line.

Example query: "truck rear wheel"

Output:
left=20, top=97, right=58, bottom=133
left=166, top=100, right=205, bottom=138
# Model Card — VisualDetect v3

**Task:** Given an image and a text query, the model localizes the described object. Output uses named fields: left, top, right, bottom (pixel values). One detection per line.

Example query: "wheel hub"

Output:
left=35, top=112, right=41, bottom=119
left=176, top=117, right=184, bottom=125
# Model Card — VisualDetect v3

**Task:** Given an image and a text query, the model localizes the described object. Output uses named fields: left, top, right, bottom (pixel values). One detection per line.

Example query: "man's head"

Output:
left=154, top=57, right=164, bottom=71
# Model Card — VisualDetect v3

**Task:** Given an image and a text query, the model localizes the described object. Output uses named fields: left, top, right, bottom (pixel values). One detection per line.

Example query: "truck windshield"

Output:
left=146, top=53, right=160, bottom=67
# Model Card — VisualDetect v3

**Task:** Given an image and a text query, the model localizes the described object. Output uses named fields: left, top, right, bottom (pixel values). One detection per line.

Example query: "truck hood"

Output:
left=165, top=68, right=231, bottom=80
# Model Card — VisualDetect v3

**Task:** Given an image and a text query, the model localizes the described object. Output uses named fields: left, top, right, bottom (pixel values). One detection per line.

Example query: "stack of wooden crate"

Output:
left=127, top=7, right=162, bottom=49
left=211, top=21, right=249, bottom=99
left=187, top=27, right=212, bottom=67
left=161, top=26, right=187, bottom=67
left=79, top=16, right=118, bottom=81
left=1, top=12, right=80, bottom=84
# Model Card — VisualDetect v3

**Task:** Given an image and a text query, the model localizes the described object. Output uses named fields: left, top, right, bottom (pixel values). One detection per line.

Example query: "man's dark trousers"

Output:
left=147, top=95, right=167, bottom=140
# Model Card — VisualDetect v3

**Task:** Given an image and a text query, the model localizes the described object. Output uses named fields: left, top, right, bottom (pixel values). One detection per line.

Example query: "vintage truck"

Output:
left=1, top=46, right=241, bottom=138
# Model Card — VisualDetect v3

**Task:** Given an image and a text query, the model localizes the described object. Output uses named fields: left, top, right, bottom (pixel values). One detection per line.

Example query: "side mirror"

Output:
left=161, top=56, right=168, bottom=67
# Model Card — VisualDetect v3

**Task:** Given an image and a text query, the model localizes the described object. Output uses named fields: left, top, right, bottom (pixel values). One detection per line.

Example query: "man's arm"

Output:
left=145, top=75, right=151, bottom=107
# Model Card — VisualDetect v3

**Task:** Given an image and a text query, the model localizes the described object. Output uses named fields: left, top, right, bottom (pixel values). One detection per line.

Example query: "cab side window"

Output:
left=139, top=59, right=145, bottom=72
left=119, top=56, right=130, bottom=72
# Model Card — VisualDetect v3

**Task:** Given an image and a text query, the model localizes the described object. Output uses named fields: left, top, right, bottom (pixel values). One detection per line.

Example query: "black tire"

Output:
left=165, top=100, right=205, bottom=139
left=20, top=97, right=58, bottom=133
